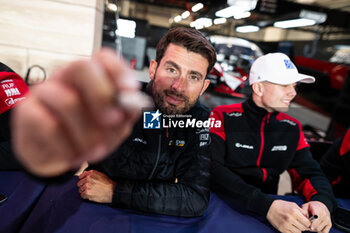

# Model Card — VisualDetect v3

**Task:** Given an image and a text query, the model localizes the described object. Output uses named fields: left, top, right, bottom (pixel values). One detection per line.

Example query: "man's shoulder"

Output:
left=0, top=62, right=15, bottom=73
left=212, top=103, right=244, bottom=115
left=189, top=101, right=211, bottom=120
left=0, top=63, right=29, bottom=115
left=0, top=63, right=22, bottom=82
left=275, top=112, right=302, bottom=127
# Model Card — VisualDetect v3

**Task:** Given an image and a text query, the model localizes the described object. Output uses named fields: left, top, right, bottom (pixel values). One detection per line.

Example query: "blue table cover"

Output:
left=0, top=171, right=46, bottom=233
left=18, top=176, right=349, bottom=233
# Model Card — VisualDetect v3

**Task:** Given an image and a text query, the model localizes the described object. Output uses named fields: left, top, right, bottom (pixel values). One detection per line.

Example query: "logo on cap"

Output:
left=284, top=60, right=295, bottom=69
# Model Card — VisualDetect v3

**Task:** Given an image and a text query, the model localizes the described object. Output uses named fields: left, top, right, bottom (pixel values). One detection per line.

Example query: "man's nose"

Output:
left=287, top=85, right=297, bottom=97
left=171, top=75, right=186, bottom=92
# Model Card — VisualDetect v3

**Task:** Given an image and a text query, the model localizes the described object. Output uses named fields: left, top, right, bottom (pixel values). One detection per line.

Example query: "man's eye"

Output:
left=190, top=75, right=200, bottom=81
left=167, top=67, right=176, bottom=73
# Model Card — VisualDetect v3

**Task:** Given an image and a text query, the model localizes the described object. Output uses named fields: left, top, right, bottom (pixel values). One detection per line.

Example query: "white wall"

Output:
left=0, top=0, right=104, bottom=78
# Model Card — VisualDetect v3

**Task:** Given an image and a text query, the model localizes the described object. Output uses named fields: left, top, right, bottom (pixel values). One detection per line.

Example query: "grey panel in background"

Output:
left=121, top=36, right=146, bottom=70
left=146, top=47, right=156, bottom=62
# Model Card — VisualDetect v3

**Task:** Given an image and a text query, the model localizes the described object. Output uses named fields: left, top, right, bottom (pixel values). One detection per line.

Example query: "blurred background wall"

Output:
left=0, top=0, right=104, bottom=78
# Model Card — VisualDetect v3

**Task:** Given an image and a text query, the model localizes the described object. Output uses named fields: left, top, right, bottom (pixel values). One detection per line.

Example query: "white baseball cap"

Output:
left=249, top=53, right=315, bottom=85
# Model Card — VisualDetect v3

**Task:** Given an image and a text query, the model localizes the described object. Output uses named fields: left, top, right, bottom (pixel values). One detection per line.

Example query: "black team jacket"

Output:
left=209, top=98, right=336, bottom=217
left=88, top=82, right=211, bottom=217
left=321, top=128, right=350, bottom=198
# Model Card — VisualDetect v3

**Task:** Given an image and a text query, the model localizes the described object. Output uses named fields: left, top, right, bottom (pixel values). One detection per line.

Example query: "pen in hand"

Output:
left=0, top=194, right=7, bottom=204
left=309, top=215, right=318, bottom=222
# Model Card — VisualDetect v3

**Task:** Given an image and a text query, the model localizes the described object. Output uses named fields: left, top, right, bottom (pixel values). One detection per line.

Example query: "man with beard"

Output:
left=13, top=27, right=216, bottom=217
left=209, top=53, right=336, bottom=232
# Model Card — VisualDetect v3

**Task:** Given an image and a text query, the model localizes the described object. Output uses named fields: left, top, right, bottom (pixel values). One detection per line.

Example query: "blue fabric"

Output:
left=1, top=172, right=349, bottom=233
left=0, top=171, right=46, bottom=233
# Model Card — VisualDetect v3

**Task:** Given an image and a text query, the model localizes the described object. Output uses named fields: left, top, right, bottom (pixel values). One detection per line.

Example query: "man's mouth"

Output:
left=166, top=94, right=184, bottom=105
left=282, top=99, right=292, bottom=106
left=164, top=90, right=186, bottom=106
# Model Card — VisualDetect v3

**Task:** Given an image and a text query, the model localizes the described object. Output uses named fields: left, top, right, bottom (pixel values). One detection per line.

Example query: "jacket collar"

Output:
left=243, top=98, right=278, bottom=120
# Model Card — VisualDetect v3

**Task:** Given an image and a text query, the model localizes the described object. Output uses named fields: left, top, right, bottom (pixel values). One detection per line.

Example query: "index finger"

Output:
left=77, top=177, right=88, bottom=188
left=295, top=208, right=312, bottom=229
left=48, top=60, right=116, bottom=130
left=92, top=48, right=140, bottom=91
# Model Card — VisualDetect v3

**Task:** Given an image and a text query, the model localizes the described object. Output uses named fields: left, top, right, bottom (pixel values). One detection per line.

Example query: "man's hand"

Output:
left=77, top=170, right=116, bottom=203
left=12, top=48, right=148, bottom=177
left=267, top=199, right=311, bottom=233
left=302, top=201, right=332, bottom=233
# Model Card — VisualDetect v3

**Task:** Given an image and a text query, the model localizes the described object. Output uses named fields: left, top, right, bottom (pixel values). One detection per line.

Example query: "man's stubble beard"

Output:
left=151, top=73, right=198, bottom=115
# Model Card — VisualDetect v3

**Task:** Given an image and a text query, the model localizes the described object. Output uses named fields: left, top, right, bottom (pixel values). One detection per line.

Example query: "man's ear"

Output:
left=252, top=82, right=264, bottom=97
left=200, top=79, right=210, bottom=95
left=149, top=60, right=157, bottom=81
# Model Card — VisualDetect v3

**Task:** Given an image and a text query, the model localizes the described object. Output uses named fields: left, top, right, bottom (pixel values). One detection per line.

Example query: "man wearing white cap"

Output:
left=209, top=53, right=336, bottom=233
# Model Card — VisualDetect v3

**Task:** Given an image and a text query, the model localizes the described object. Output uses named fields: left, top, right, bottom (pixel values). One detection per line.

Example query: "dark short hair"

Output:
left=156, top=27, right=216, bottom=74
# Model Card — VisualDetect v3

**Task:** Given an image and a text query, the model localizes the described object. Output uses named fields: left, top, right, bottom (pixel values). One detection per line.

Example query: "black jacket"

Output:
left=209, top=98, right=336, bottom=217
left=0, top=62, right=28, bottom=170
left=321, top=128, right=350, bottom=198
left=89, top=83, right=211, bottom=217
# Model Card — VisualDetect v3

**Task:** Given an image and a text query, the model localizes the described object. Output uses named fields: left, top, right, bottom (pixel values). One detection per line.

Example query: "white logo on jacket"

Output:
left=196, top=128, right=209, bottom=134
left=176, top=140, right=185, bottom=146
left=133, top=138, right=147, bottom=144
left=227, top=112, right=242, bottom=117
left=280, top=119, right=296, bottom=126
left=271, top=145, right=287, bottom=151
left=235, top=143, right=254, bottom=149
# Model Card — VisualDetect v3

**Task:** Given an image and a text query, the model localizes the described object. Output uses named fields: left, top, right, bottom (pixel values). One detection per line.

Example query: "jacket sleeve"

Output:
left=0, top=110, right=23, bottom=170
left=287, top=128, right=337, bottom=213
left=320, top=137, right=343, bottom=184
left=320, top=129, right=350, bottom=197
left=0, top=141, right=24, bottom=170
left=108, top=127, right=211, bottom=217
left=209, top=108, right=275, bottom=217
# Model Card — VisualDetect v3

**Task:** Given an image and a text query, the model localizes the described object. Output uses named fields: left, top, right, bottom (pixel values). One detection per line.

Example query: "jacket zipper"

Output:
left=256, top=113, right=271, bottom=183
left=147, top=133, right=162, bottom=180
